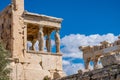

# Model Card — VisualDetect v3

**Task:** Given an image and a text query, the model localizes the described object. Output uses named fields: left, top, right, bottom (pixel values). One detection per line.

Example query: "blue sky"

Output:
left=0, top=0, right=120, bottom=75
left=25, top=0, right=120, bottom=36
left=1, top=0, right=120, bottom=36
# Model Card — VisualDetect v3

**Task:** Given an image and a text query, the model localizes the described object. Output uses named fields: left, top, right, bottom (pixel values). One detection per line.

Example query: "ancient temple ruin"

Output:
left=79, top=37, right=120, bottom=70
left=57, top=37, right=120, bottom=80
left=0, top=0, right=65, bottom=80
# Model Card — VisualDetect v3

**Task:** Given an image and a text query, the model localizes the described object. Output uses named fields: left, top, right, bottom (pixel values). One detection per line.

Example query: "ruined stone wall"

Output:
left=11, top=0, right=25, bottom=58
left=10, top=52, right=65, bottom=80
left=57, top=52, right=120, bottom=80
left=0, top=1, right=65, bottom=80
left=57, top=64, right=120, bottom=80
left=0, top=5, right=12, bottom=52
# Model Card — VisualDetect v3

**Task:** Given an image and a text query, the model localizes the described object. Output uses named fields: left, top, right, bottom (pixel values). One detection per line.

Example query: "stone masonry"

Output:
left=79, top=37, right=120, bottom=70
left=0, top=0, right=65, bottom=80
left=57, top=38, right=120, bottom=80
left=1, top=0, right=120, bottom=80
left=57, top=64, right=120, bottom=80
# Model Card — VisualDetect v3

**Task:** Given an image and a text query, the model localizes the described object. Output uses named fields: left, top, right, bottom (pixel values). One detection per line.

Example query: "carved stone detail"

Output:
left=0, top=0, right=65, bottom=80
left=55, top=29, right=61, bottom=53
left=79, top=36, right=120, bottom=70
left=38, top=26, right=44, bottom=51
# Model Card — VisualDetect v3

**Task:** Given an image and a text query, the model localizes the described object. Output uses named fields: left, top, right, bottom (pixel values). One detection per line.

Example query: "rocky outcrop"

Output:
left=101, top=52, right=120, bottom=67
left=57, top=64, right=120, bottom=80
left=57, top=52, right=120, bottom=80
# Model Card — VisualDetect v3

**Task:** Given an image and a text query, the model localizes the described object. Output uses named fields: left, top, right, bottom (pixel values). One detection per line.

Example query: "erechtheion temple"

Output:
left=79, top=37, right=120, bottom=70
left=0, top=0, right=65, bottom=80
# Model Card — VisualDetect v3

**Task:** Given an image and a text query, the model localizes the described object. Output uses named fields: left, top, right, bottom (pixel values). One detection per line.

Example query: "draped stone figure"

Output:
left=46, top=33, right=51, bottom=52
left=55, top=29, right=60, bottom=53
left=31, top=38, right=37, bottom=51
left=39, top=27, right=44, bottom=51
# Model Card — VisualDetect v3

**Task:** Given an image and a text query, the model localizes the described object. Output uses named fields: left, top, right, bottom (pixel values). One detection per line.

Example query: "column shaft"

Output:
left=94, top=58, right=98, bottom=69
left=46, top=33, right=51, bottom=52
left=38, top=26, right=44, bottom=51
left=55, top=30, right=60, bottom=53
left=85, top=60, right=90, bottom=70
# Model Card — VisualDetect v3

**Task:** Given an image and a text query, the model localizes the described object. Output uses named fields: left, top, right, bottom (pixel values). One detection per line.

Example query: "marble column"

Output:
left=85, top=60, right=90, bottom=70
left=38, top=26, right=44, bottom=51
left=31, top=39, right=36, bottom=51
left=94, top=58, right=98, bottom=69
left=55, top=29, right=60, bottom=53
left=46, top=33, right=51, bottom=52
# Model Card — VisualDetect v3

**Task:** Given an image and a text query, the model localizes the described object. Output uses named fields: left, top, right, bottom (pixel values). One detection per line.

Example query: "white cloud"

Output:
left=63, top=52, right=83, bottom=58
left=61, top=33, right=118, bottom=75
left=51, top=40, right=55, bottom=46
left=61, top=33, right=118, bottom=59
left=63, top=60, right=70, bottom=65
left=63, top=63, right=84, bottom=75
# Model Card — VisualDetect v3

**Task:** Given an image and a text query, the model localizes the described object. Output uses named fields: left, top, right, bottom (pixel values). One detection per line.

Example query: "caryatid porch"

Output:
left=23, top=11, right=62, bottom=54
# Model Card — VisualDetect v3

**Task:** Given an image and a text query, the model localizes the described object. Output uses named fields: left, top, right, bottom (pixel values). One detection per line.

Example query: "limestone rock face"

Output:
left=101, top=53, right=120, bottom=67
left=58, top=52, right=120, bottom=80
left=57, top=64, right=120, bottom=80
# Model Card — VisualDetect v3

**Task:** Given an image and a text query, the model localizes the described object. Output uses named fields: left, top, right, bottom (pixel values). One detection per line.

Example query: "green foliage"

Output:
left=0, top=42, right=11, bottom=80
left=43, top=76, right=51, bottom=80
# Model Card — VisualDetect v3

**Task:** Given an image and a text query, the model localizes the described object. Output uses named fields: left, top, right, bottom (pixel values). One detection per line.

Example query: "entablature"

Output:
left=23, top=11, right=63, bottom=28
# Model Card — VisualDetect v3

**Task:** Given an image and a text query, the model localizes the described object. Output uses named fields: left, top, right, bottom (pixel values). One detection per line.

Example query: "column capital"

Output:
left=39, top=26, right=43, bottom=31
left=55, top=28, right=60, bottom=32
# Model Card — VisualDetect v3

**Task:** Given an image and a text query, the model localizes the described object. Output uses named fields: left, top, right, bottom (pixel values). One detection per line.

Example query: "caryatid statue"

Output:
left=46, top=31, right=51, bottom=52
left=38, top=27, right=44, bottom=51
left=55, top=29, right=60, bottom=53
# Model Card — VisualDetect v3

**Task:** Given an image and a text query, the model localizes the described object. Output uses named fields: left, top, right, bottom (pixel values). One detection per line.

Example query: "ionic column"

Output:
left=55, top=29, right=60, bottom=53
left=31, top=39, right=36, bottom=51
left=94, top=58, right=98, bottom=69
left=85, top=60, right=90, bottom=70
left=38, top=26, right=44, bottom=51
left=46, top=33, right=51, bottom=52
